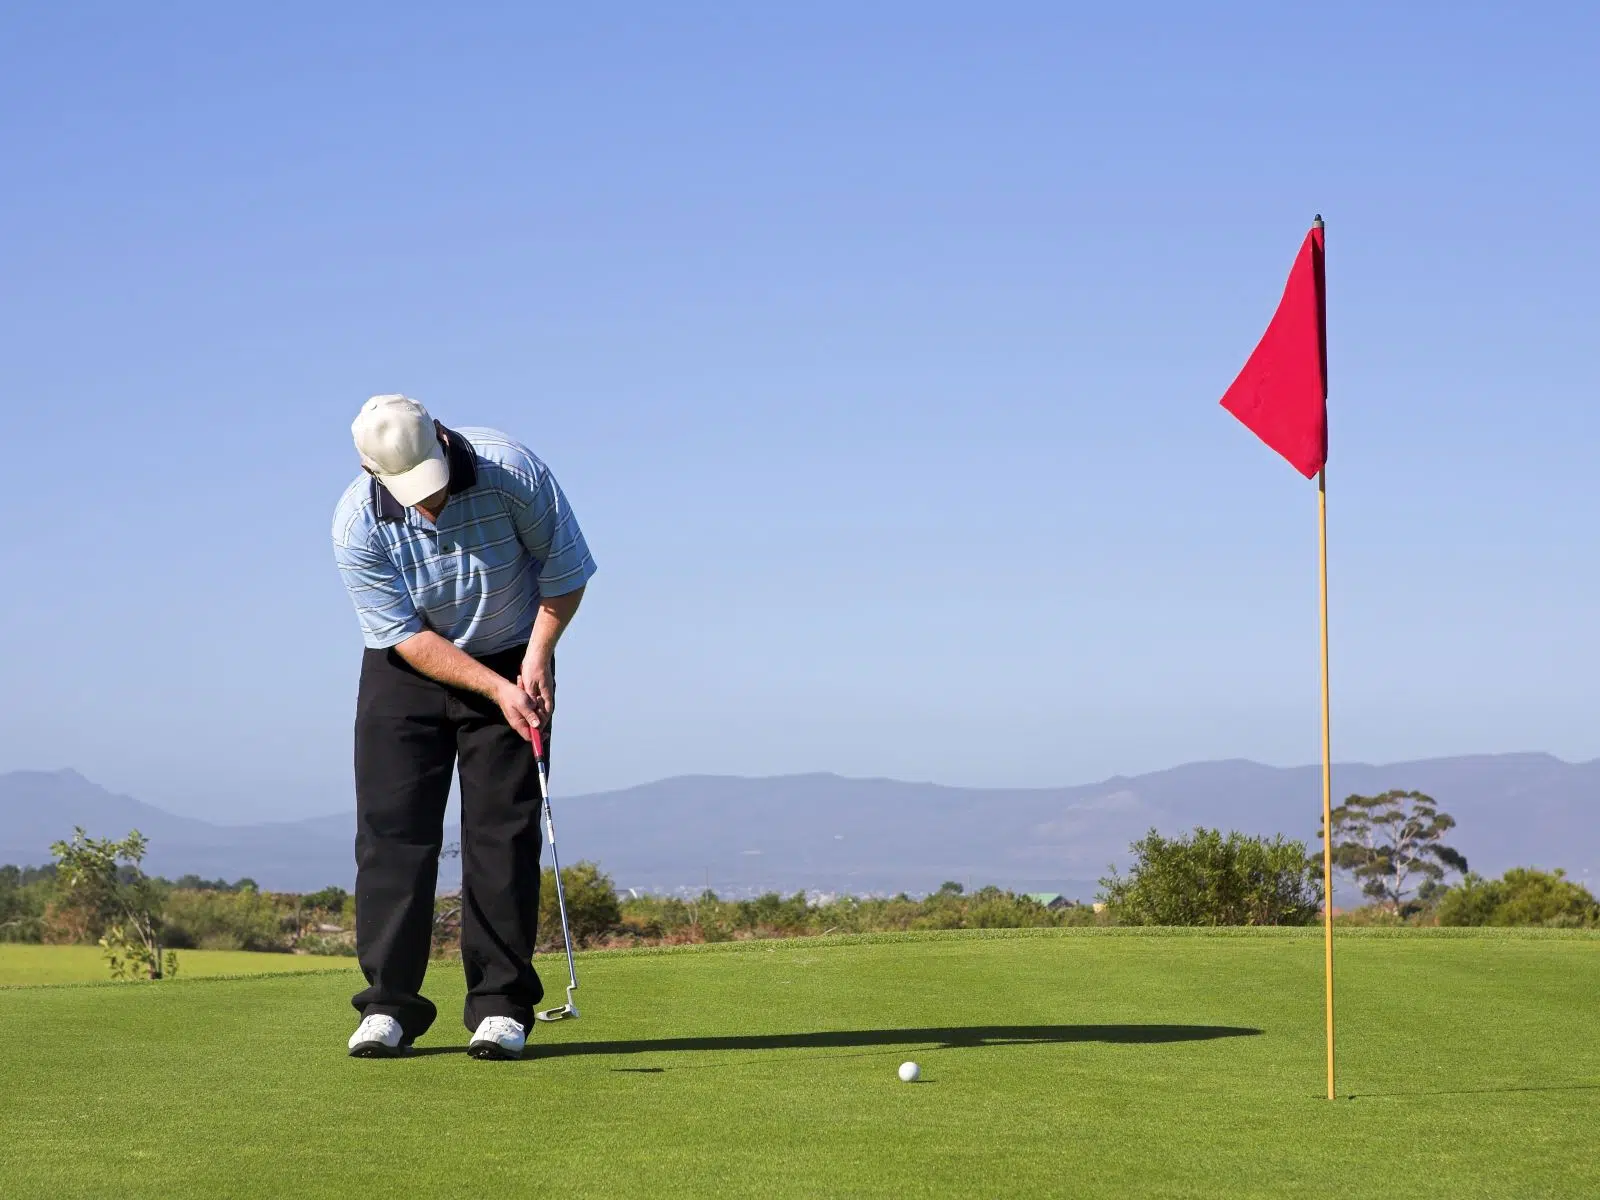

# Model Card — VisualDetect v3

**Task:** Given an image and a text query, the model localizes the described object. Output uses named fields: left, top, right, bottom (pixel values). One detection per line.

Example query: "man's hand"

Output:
left=394, top=631, right=541, bottom=743
left=495, top=679, right=542, bottom=742
left=390, top=585, right=584, bottom=742
left=517, top=587, right=584, bottom=729
left=517, top=652, right=555, bottom=728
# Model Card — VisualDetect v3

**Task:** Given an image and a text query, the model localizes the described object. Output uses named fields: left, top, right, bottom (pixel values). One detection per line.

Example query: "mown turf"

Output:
left=0, top=929, right=1595, bottom=1198
left=0, top=944, right=359, bottom=987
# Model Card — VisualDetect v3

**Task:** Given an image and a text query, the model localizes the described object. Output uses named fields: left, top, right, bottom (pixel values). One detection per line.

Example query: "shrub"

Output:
left=299, top=886, right=349, bottom=915
left=732, top=891, right=812, bottom=935
left=1432, top=873, right=1501, bottom=927
left=162, top=888, right=291, bottom=951
left=296, top=932, right=357, bottom=956
left=0, top=867, right=53, bottom=943
left=609, top=884, right=1102, bottom=944
left=538, top=861, right=622, bottom=950
left=429, top=861, right=626, bottom=957
left=1099, top=827, right=1322, bottom=926
left=1437, top=868, right=1599, bottom=928
left=50, top=829, right=178, bottom=979
left=1333, top=905, right=1411, bottom=927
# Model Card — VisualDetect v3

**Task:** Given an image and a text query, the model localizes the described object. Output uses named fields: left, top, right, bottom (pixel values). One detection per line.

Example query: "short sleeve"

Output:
left=505, top=462, right=597, bottom=598
left=333, top=532, right=426, bottom=648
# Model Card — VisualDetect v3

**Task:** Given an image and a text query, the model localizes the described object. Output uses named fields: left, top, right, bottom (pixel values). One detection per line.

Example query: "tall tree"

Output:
left=1323, top=791, right=1467, bottom=910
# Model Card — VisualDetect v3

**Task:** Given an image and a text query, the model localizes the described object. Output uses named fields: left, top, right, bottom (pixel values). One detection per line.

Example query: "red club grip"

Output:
left=530, top=727, right=545, bottom=760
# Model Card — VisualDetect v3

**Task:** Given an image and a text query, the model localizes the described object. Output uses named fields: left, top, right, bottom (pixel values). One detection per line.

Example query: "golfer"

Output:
left=332, top=394, right=596, bottom=1059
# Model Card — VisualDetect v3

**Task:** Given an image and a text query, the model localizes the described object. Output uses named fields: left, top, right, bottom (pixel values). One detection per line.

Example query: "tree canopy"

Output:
left=1323, top=791, right=1467, bottom=911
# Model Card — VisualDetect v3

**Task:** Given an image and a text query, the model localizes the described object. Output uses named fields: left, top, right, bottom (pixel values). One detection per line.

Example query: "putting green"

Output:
left=0, top=929, right=1596, bottom=1198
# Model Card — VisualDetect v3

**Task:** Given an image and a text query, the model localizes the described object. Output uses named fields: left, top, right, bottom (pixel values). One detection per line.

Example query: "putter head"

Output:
left=535, top=984, right=579, bottom=1022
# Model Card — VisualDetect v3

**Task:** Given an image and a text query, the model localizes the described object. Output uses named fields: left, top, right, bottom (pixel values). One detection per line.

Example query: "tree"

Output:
left=1324, top=791, right=1467, bottom=911
left=49, top=828, right=177, bottom=980
left=1099, top=827, right=1322, bottom=926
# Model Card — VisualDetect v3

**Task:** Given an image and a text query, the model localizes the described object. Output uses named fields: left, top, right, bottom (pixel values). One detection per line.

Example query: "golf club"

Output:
left=530, top=726, right=580, bottom=1022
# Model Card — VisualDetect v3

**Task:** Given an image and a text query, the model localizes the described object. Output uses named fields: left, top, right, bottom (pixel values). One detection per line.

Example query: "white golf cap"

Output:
left=351, top=394, right=450, bottom=507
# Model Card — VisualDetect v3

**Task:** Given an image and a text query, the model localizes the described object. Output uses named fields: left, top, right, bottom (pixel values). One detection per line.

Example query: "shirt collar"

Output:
left=372, top=423, right=478, bottom=522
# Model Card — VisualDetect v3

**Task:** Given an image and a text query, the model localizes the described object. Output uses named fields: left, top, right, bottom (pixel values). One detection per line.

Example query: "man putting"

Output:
left=332, top=394, right=596, bottom=1059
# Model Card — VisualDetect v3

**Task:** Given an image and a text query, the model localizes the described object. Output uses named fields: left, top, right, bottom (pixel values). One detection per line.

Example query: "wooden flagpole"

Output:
left=1319, top=464, right=1335, bottom=1100
left=1315, top=213, right=1335, bottom=1102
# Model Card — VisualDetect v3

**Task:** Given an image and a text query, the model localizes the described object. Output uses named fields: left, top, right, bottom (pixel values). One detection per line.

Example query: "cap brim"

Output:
left=376, top=447, right=449, bottom=507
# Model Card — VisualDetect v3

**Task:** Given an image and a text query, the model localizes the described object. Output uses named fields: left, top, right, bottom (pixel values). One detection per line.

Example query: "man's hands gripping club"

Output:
left=515, top=586, right=583, bottom=734
left=392, top=587, right=584, bottom=744
left=516, top=653, right=555, bottom=734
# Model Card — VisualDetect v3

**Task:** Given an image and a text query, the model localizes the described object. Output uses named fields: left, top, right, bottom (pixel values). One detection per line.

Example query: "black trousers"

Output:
left=351, top=643, right=545, bottom=1040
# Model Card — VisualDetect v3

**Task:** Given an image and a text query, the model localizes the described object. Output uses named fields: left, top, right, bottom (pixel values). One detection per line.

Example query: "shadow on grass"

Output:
left=405, top=1023, right=1260, bottom=1061
left=526, top=1024, right=1261, bottom=1061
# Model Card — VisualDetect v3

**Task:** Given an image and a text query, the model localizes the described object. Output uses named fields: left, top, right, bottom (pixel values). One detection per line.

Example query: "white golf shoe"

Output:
left=468, top=1015, right=527, bottom=1060
left=348, top=1014, right=407, bottom=1058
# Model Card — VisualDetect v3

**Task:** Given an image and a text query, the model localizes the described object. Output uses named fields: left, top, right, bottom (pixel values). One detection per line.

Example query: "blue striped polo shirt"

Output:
left=332, top=425, right=597, bottom=654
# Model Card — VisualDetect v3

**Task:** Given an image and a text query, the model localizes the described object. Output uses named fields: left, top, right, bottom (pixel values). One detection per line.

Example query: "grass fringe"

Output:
left=8, top=924, right=1595, bottom=991
left=580, top=923, right=1600, bottom=960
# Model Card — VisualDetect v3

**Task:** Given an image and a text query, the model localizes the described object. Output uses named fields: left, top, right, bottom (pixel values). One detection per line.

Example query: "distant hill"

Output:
left=2, top=755, right=1595, bottom=898
left=0, top=770, right=353, bottom=892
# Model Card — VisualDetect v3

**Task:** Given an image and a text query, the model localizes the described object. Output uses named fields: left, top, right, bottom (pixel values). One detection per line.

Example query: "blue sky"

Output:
left=3, top=3, right=1596, bottom=821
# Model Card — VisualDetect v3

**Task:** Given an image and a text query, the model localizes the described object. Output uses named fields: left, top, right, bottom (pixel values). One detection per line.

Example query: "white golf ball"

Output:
left=898, top=1061, right=920, bottom=1083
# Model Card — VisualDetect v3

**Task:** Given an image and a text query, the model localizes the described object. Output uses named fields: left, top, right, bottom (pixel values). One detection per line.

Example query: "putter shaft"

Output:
left=532, top=743, right=580, bottom=1021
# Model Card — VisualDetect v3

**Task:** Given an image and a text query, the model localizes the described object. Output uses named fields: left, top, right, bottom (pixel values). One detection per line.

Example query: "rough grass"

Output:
left=0, top=929, right=1595, bottom=1198
left=0, top=944, right=359, bottom=987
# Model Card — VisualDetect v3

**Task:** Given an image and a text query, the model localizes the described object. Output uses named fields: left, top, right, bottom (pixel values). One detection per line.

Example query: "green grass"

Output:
left=0, top=944, right=359, bottom=987
left=1, top=928, right=1596, bottom=1198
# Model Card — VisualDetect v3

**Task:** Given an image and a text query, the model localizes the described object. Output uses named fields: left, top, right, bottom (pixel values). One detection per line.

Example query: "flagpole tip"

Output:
left=1313, top=213, right=1324, bottom=228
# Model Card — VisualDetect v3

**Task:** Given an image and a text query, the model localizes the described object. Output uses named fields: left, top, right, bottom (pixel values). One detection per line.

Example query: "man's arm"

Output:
left=394, top=631, right=543, bottom=741
left=518, top=586, right=585, bottom=724
left=499, top=447, right=596, bottom=724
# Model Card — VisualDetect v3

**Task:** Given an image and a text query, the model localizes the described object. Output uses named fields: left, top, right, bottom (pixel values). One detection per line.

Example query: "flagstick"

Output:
left=1318, top=464, right=1336, bottom=1101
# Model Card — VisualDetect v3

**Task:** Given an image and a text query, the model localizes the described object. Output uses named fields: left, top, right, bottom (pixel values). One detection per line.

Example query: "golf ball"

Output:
left=898, top=1061, right=920, bottom=1083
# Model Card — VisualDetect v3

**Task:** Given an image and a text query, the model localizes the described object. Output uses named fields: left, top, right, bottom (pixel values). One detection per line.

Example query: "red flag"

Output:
left=1221, top=222, right=1327, bottom=479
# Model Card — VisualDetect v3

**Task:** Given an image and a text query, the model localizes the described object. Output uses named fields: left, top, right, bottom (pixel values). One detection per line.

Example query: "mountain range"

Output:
left=2, top=754, right=1595, bottom=900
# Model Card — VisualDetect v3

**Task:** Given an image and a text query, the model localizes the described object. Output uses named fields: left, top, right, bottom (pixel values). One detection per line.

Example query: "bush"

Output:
left=538, top=861, right=622, bottom=950
left=1332, top=905, right=1411, bottom=927
left=1099, top=827, right=1322, bottom=926
left=50, top=828, right=176, bottom=980
left=168, top=874, right=256, bottom=892
left=731, top=891, right=812, bottom=935
left=1437, top=868, right=1599, bottom=928
left=299, top=886, right=349, bottom=915
left=162, top=889, right=291, bottom=951
left=0, top=866, right=53, bottom=943
left=296, top=932, right=358, bottom=956
left=428, top=861, right=626, bottom=958
left=610, top=884, right=1102, bottom=945
left=41, top=898, right=101, bottom=944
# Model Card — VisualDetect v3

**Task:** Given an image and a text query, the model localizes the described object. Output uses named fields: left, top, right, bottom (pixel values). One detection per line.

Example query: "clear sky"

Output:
left=3, top=3, right=1596, bottom=822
